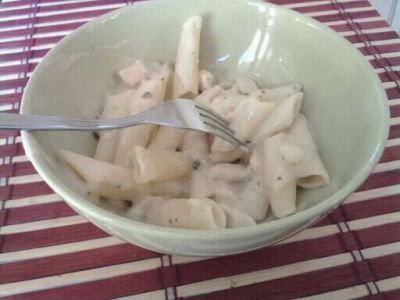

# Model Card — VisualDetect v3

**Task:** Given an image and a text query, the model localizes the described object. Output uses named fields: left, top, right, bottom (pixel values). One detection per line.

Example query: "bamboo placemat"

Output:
left=0, top=0, right=399, bottom=299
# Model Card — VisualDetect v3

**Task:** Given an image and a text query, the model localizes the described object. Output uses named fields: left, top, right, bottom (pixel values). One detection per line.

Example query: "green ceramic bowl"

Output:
left=21, top=0, right=389, bottom=256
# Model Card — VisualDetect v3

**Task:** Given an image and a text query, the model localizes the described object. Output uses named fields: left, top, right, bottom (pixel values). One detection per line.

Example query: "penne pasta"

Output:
left=251, top=92, right=303, bottom=141
left=151, top=179, right=190, bottom=198
left=128, top=197, right=226, bottom=229
left=221, top=204, right=256, bottom=228
left=262, top=133, right=297, bottom=218
left=119, top=60, right=150, bottom=87
left=94, top=90, right=131, bottom=162
left=236, top=77, right=258, bottom=94
left=286, top=115, right=330, bottom=188
left=211, top=96, right=275, bottom=153
left=114, top=72, right=170, bottom=166
left=132, top=146, right=191, bottom=183
left=58, top=150, right=149, bottom=200
left=60, top=16, right=330, bottom=229
left=209, top=164, right=249, bottom=181
left=173, top=16, right=202, bottom=99
left=198, top=70, right=216, bottom=92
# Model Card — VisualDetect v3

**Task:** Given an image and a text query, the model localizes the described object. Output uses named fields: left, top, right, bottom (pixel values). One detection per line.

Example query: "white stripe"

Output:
left=0, top=73, right=20, bottom=81
left=294, top=284, right=369, bottom=300
left=0, top=258, right=161, bottom=297
left=177, top=253, right=354, bottom=298
left=35, top=17, right=94, bottom=28
left=376, top=66, right=400, bottom=74
left=347, top=211, right=400, bottom=231
left=367, top=51, right=400, bottom=60
left=11, top=155, right=28, bottom=164
left=362, top=241, right=400, bottom=259
left=384, top=81, right=400, bottom=89
left=389, top=98, right=400, bottom=106
left=285, top=0, right=365, bottom=9
left=0, top=138, right=6, bottom=146
left=8, top=174, right=43, bottom=185
left=0, top=4, right=30, bottom=12
left=325, top=16, right=384, bottom=26
left=0, top=3, right=124, bottom=22
left=390, top=116, right=400, bottom=125
left=376, top=275, right=400, bottom=292
left=277, top=224, right=339, bottom=244
left=0, top=236, right=125, bottom=263
left=341, top=27, right=396, bottom=37
left=0, top=215, right=86, bottom=234
left=14, top=135, right=21, bottom=143
left=171, top=255, right=209, bottom=265
left=0, top=104, right=13, bottom=111
left=116, top=290, right=165, bottom=300
left=36, top=3, right=124, bottom=17
left=345, top=184, right=400, bottom=204
left=5, top=193, right=62, bottom=208
left=38, top=0, right=98, bottom=8
left=354, top=39, right=400, bottom=51
left=387, top=138, right=400, bottom=147
left=306, top=7, right=374, bottom=18
left=373, top=160, right=400, bottom=173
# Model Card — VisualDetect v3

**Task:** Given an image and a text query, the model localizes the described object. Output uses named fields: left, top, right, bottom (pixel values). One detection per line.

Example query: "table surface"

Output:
left=0, top=0, right=399, bottom=299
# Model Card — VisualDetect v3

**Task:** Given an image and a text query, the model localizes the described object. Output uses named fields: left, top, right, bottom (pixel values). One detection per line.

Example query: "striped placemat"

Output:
left=0, top=0, right=399, bottom=299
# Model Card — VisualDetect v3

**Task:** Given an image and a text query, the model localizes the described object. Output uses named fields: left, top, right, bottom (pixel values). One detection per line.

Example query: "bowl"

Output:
left=21, top=0, right=389, bottom=256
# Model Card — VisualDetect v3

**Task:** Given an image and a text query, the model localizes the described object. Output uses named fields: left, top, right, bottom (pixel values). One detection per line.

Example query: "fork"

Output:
left=0, top=99, right=249, bottom=151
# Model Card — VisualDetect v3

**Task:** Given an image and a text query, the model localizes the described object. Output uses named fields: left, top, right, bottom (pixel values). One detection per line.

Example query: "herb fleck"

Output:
left=192, top=160, right=201, bottom=170
left=92, top=131, right=99, bottom=140
left=142, top=92, right=152, bottom=98
left=277, top=176, right=282, bottom=181
left=168, top=218, right=173, bottom=224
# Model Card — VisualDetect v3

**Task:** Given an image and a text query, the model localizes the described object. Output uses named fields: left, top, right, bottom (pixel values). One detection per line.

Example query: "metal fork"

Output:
left=0, top=99, right=249, bottom=151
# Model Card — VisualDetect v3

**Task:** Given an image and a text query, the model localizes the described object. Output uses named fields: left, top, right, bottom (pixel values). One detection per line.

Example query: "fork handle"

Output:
left=0, top=112, right=110, bottom=131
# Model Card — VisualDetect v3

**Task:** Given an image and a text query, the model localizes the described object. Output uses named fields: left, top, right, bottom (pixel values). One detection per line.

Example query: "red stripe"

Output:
left=357, top=222, right=400, bottom=249
left=0, top=8, right=116, bottom=28
left=371, top=56, right=400, bottom=69
left=188, top=263, right=372, bottom=300
left=1, top=36, right=62, bottom=49
left=314, top=10, right=379, bottom=23
left=0, top=94, right=22, bottom=105
left=0, top=0, right=125, bottom=18
left=346, top=31, right=400, bottom=44
left=9, top=161, right=36, bottom=177
left=0, top=130, right=19, bottom=139
left=380, top=145, right=400, bottom=163
left=358, top=170, right=400, bottom=191
left=389, top=124, right=400, bottom=139
left=343, top=195, right=400, bottom=221
left=4, top=201, right=76, bottom=225
left=0, top=78, right=28, bottom=90
left=293, top=1, right=370, bottom=14
left=7, top=181, right=53, bottom=200
left=0, top=243, right=158, bottom=284
left=360, top=44, right=400, bottom=56
left=0, top=49, right=48, bottom=63
left=0, top=144, right=20, bottom=157
left=188, top=254, right=400, bottom=300
left=330, top=20, right=389, bottom=32
left=367, top=290, right=400, bottom=300
left=172, top=234, right=353, bottom=286
left=1, top=222, right=109, bottom=252
left=0, top=63, right=36, bottom=75
left=370, top=253, right=400, bottom=281
left=379, top=71, right=400, bottom=82
left=390, top=105, right=400, bottom=117
left=5, top=269, right=163, bottom=300
left=386, top=87, right=400, bottom=100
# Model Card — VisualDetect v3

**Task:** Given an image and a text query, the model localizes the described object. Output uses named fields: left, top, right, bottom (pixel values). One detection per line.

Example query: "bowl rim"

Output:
left=21, top=0, right=390, bottom=240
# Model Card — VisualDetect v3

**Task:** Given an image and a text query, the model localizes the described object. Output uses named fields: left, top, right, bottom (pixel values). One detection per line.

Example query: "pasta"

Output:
left=59, top=16, right=330, bottom=230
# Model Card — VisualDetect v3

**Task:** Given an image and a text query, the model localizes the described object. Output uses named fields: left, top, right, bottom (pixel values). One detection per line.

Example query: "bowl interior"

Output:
left=21, top=0, right=388, bottom=223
